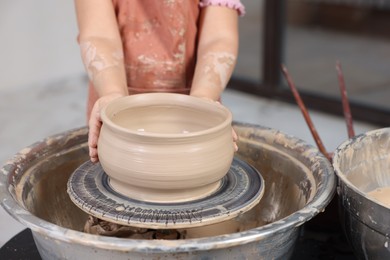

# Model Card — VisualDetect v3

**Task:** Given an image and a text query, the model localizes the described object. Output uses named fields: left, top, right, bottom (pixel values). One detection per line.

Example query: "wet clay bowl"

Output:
left=333, top=127, right=390, bottom=259
left=98, top=93, right=234, bottom=203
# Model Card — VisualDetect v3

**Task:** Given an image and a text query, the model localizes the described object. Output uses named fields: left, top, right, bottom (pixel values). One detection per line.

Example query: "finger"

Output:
left=231, top=128, right=238, bottom=152
left=88, top=121, right=102, bottom=149
left=90, top=148, right=99, bottom=162
left=233, top=142, right=238, bottom=152
left=88, top=104, right=103, bottom=162
left=88, top=106, right=102, bottom=148
left=232, top=128, right=238, bottom=142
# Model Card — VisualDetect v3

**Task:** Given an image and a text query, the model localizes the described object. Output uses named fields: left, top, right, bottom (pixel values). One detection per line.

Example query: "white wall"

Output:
left=0, top=1, right=86, bottom=247
left=0, top=1, right=84, bottom=90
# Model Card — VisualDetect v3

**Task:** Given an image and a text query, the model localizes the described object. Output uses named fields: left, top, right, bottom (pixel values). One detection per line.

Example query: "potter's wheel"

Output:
left=67, top=157, right=264, bottom=229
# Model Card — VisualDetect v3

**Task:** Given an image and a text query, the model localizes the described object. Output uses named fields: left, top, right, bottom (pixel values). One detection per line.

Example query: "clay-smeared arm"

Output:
left=190, top=6, right=239, bottom=150
left=190, top=6, right=239, bottom=101
left=75, top=0, right=128, bottom=162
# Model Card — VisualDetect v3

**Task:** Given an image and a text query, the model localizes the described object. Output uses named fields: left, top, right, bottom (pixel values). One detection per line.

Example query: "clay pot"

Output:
left=98, top=93, right=234, bottom=203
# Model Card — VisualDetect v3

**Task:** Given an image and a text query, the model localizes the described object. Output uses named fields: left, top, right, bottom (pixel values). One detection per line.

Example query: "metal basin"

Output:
left=333, top=127, right=390, bottom=259
left=0, top=122, right=335, bottom=259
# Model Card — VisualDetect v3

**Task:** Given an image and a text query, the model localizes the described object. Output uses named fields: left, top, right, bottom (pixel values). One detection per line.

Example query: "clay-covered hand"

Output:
left=88, top=92, right=125, bottom=162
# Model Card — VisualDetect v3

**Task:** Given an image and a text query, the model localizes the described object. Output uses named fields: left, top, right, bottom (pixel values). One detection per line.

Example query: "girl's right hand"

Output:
left=88, top=92, right=125, bottom=162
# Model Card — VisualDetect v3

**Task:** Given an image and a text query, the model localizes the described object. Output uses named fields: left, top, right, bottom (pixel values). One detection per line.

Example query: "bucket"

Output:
left=333, top=127, right=390, bottom=259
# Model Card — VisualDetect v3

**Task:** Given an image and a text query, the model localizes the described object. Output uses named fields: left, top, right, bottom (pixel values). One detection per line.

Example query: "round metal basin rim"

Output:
left=0, top=125, right=335, bottom=253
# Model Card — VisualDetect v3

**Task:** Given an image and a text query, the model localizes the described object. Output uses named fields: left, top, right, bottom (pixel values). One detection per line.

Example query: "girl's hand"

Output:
left=232, top=127, right=238, bottom=152
left=88, top=92, right=125, bottom=162
left=214, top=100, right=238, bottom=152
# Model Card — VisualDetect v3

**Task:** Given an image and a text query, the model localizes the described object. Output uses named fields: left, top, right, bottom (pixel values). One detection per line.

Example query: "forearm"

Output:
left=190, top=7, right=239, bottom=101
left=79, top=37, right=128, bottom=97
left=75, top=0, right=128, bottom=98
left=190, top=41, right=237, bottom=101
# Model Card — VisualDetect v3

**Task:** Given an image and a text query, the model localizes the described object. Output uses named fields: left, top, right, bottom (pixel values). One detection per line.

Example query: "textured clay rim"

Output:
left=100, top=93, right=232, bottom=139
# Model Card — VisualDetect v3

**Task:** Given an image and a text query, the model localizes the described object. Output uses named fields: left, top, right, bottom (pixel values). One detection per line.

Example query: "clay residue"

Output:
left=203, top=52, right=236, bottom=89
left=163, top=0, right=176, bottom=6
left=334, top=129, right=390, bottom=193
left=130, top=40, right=186, bottom=88
left=80, top=40, right=123, bottom=79
left=122, top=6, right=190, bottom=92
left=83, top=214, right=261, bottom=240
left=367, top=186, right=390, bottom=208
left=84, top=216, right=185, bottom=239
left=232, top=122, right=333, bottom=227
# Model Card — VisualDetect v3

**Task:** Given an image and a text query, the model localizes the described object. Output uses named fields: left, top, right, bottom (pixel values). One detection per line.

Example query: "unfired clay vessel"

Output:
left=98, top=93, right=234, bottom=203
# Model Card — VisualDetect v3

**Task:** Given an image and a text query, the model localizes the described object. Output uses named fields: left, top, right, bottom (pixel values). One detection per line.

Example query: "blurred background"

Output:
left=0, top=0, right=388, bottom=250
left=234, top=0, right=390, bottom=125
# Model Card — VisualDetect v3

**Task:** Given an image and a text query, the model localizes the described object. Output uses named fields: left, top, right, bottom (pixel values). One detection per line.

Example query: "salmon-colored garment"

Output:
left=87, top=0, right=244, bottom=117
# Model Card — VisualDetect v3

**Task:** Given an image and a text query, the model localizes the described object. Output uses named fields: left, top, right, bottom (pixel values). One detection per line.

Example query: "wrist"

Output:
left=97, top=86, right=128, bottom=97
left=190, top=90, right=220, bottom=102
left=103, top=91, right=127, bottom=98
